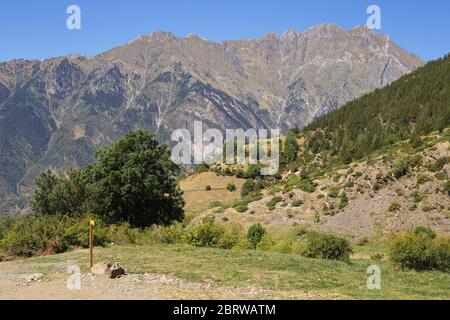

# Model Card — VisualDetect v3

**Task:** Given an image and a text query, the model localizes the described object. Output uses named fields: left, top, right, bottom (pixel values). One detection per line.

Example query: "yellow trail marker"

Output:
left=89, top=219, right=94, bottom=268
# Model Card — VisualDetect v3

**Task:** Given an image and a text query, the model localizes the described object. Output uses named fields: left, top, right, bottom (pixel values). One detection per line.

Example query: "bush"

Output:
left=411, top=190, right=424, bottom=203
left=444, top=180, right=450, bottom=196
left=235, top=204, right=249, bottom=213
left=217, top=223, right=245, bottom=250
left=226, top=183, right=237, bottom=192
left=303, top=232, right=353, bottom=262
left=328, top=186, right=340, bottom=198
left=188, top=216, right=244, bottom=250
left=292, top=200, right=304, bottom=208
left=298, top=179, right=316, bottom=193
left=428, top=157, right=450, bottom=172
left=241, top=179, right=256, bottom=197
left=0, top=215, right=145, bottom=257
left=62, top=217, right=112, bottom=248
left=0, top=216, right=13, bottom=242
left=389, top=227, right=450, bottom=271
left=0, top=215, right=71, bottom=257
left=389, top=202, right=401, bottom=212
left=416, top=174, right=431, bottom=185
left=345, top=180, right=355, bottom=188
left=392, top=160, right=409, bottom=179
left=256, top=233, right=275, bottom=251
left=266, top=196, right=283, bottom=211
left=205, top=185, right=212, bottom=191
left=339, top=192, right=349, bottom=209
left=189, top=215, right=225, bottom=248
left=247, top=224, right=266, bottom=249
left=270, top=240, right=293, bottom=254
left=144, top=223, right=189, bottom=245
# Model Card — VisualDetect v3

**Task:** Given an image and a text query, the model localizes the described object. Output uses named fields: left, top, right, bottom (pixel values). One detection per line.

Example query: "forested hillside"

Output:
left=304, top=54, right=450, bottom=162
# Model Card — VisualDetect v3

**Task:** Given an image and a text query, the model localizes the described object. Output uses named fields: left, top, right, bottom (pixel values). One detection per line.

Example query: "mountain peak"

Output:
left=282, top=29, right=302, bottom=39
left=146, top=30, right=176, bottom=41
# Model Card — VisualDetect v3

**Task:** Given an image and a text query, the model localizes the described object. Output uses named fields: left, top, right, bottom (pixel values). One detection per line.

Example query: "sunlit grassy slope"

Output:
left=180, top=172, right=246, bottom=216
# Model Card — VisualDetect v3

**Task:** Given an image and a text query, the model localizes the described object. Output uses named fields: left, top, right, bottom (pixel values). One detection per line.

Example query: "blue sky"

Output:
left=0, top=0, right=448, bottom=62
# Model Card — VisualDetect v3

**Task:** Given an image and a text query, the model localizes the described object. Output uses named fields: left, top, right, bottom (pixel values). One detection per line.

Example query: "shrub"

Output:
left=144, top=223, right=188, bottom=245
left=416, top=174, right=431, bottom=185
left=428, top=157, right=450, bottom=172
left=270, top=240, right=293, bottom=254
left=241, top=179, right=256, bottom=197
left=247, top=224, right=266, bottom=249
left=302, top=232, right=353, bottom=262
left=339, top=192, right=349, bottom=209
left=298, top=179, right=316, bottom=193
left=328, top=186, right=340, bottom=198
left=217, top=223, right=245, bottom=250
left=409, top=134, right=423, bottom=148
left=189, top=215, right=225, bottom=248
left=266, top=196, right=283, bottom=210
left=226, top=183, right=237, bottom=192
left=256, top=233, right=275, bottom=251
left=414, top=226, right=436, bottom=239
left=292, top=200, right=304, bottom=208
left=345, top=180, right=355, bottom=188
left=0, top=215, right=71, bottom=257
left=0, top=215, right=151, bottom=257
left=411, top=190, right=424, bottom=203
left=434, top=171, right=446, bottom=181
left=235, top=204, right=249, bottom=213
left=389, top=202, right=401, bottom=212
left=392, top=160, right=409, bottom=179
left=205, top=185, right=212, bottom=191
left=187, top=216, right=244, bottom=250
left=62, top=216, right=112, bottom=248
left=389, top=227, right=450, bottom=271
left=444, top=180, right=450, bottom=196
left=0, top=216, right=13, bottom=242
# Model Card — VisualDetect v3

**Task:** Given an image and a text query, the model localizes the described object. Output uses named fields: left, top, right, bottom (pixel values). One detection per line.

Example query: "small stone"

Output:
left=25, top=273, right=43, bottom=283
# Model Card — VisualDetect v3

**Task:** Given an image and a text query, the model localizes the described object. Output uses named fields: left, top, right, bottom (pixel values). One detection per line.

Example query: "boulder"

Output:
left=107, top=263, right=126, bottom=279
left=91, top=262, right=111, bottom=275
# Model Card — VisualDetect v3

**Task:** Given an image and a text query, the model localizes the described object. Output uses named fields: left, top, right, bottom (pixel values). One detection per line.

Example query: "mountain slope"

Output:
left=0, top=25, right=423, bottom=214
left=304, top=54, right=450, bottom=161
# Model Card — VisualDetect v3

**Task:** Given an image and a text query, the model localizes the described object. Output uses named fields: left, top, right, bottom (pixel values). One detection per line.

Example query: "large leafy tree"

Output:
left=31, top=169, right=86, bottom=217
left=82, top=130, right=185, bottom=227
left=31, top=131, right=184, bottom=228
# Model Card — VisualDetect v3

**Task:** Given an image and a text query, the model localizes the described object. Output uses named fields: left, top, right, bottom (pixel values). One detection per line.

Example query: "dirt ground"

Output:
left=0, top=259, right=335, bottom=300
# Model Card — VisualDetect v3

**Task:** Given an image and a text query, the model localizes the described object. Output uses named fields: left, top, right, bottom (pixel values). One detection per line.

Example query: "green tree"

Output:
left=83, top=131, right=184, bottom=227
left=30, top=130, right=185, bottom=228
left=247, top=223, right=266, bottom=249
left=31, top=169, right=85, bottom=216
left=284, top=130, right=299, bottom=163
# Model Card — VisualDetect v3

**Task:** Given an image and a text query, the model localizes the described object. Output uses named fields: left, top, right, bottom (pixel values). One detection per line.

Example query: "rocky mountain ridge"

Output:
left=0, top=24, right=424, bottom=214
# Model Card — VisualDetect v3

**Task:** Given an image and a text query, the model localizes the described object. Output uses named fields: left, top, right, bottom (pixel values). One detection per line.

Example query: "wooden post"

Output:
left=89, top=219, right=95, bottom=269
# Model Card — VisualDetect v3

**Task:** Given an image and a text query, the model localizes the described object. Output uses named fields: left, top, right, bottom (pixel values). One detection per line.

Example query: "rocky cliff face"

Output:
left=0, top=24, right=423, bottom=214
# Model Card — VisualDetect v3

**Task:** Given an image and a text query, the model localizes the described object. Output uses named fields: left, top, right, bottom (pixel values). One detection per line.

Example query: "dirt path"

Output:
left=0, top=260, right=336, bottom=300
